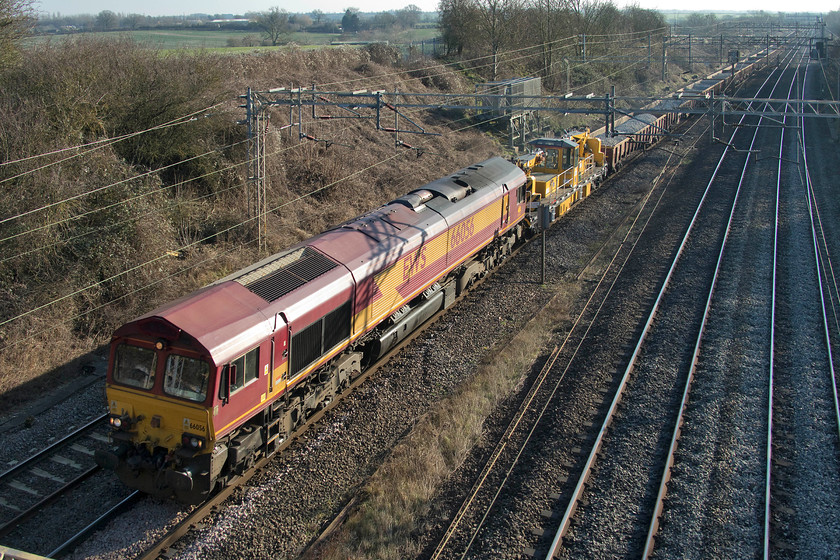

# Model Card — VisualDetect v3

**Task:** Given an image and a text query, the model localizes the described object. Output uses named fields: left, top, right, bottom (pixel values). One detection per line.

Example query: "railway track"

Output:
left=0, top=415, right=107, bottom=534
left=537, top=62, right=779, bottom=556
left=0, top=121, right=669, bottom=558
left=423, top=110, right=711, bottom=560
left=545, top=49, right=811, bottom=560
left=763, top=54, right=840, bottom=557
left=0, top=412, right=141, bottom=557
left=539, top=49, right=840, bottom=559
left=6, top=268, right=503, bottom=559
left=641, top=49, right=806, bottom=558
left=417, top=49, right=837, bottom=560
left=135, top=80, right=722, bottom=559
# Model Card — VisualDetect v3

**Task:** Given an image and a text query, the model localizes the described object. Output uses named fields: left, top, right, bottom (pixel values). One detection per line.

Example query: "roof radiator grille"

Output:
left=235, top=247, right=338, bottom=302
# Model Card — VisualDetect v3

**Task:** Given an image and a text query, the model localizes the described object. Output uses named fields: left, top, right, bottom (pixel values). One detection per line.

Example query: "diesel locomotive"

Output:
left=95, top=131, right=607, bottom=503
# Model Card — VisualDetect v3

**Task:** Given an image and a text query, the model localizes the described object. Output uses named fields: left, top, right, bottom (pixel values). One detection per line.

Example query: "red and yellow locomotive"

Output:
left=96, top=157, right=532, bottom=503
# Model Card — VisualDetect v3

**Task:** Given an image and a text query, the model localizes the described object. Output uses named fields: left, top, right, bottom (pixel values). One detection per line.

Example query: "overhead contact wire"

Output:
left=0, top=145, right=229, bottom=229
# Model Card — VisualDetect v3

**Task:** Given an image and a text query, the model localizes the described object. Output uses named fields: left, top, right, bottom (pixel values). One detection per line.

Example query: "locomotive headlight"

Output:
left=181, top=433, right=206, bottom=450
left=108, top=413, right=139, bottom=431
left=109, top=414, right=129, bottom=429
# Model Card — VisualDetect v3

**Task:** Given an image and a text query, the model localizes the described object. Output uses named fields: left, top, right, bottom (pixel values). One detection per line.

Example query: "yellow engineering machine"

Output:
left=514, top=129, right=606, bottom=231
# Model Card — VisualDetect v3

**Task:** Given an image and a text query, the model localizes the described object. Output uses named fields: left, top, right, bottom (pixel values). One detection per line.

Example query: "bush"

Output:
left=365, top=42, right=401, bottom=66
left=0, top=36, right=500, bottom=412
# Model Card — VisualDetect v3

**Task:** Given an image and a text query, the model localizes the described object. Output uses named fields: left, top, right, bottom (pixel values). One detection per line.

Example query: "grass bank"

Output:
left=310, top=281, right=582, bottom=559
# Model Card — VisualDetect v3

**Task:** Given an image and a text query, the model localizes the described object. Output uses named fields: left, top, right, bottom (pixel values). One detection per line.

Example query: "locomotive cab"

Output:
left=95, top=282, right=285, bottom=504
left=96, top=320, right=222, bottom=503
left=515, top=130, right=607, bottom=228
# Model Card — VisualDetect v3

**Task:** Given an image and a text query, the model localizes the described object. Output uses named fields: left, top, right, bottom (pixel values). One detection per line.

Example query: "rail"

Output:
left=640, top=47, right=797, bottom=558
left=545, top=49, right=799, bottom=560
left=0, top=413, right=109, bottom=540
left=47, top=491, right=142, bottom=558
left=0, top=414, right=107, bottom=482
left=762, top=49, right=809, bottom=559
left=800, top=58, right=840, bottom=451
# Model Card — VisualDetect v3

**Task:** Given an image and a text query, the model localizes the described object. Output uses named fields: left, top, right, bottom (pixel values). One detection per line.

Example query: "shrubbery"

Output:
left=0, top=37, right=495, bottom=407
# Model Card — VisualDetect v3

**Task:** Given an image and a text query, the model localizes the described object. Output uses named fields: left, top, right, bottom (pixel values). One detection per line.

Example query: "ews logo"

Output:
left=403, top=246, right=428, bottom=281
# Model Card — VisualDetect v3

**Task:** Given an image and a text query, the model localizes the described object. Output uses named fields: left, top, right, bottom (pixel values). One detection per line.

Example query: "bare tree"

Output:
left=95, top=10, right=117, bottom=31
left=828, top=10, right=840, bottom=38
left=291, top=14, right=312, bottom=31
left=439, top=0, right=671, bottom=88
left=622, top=3, right=665, bottom=36
left=396, top=4, right=422, bottom=28
left=530, top=0, right=562, bottom=88
left=682, top=11, right=718, bottom=30
left=122, top=13, right=145, bottom=30
left=474, top=0, right=521, bottom=80
left=373, top=11, right=398, bottom=30
left=438, top=0, right=476, bottom=55
left=565, top=0, right=609, bottom=35
left=0, top=0, right=34, bottom=69
left=257, top=7, right=290, bottom=46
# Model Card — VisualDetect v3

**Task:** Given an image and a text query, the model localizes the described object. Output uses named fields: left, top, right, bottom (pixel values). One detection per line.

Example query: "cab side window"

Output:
left=231, top=347, right=259, bottom=393
left=545, top=149, right=559, bottom=170
left=562, top=147, right=578, bottom=170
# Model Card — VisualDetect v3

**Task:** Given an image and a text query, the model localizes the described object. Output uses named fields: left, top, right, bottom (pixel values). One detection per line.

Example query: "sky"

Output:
left=34, top=0, right=837, bottom=17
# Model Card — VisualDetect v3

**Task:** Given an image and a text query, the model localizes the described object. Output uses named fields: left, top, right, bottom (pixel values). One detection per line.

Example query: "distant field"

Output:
left=29, top=27, right=441, bottom=51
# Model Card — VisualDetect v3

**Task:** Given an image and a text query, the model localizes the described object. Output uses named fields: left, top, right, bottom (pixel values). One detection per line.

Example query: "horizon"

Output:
left=34, top=0, right=835, bottom=18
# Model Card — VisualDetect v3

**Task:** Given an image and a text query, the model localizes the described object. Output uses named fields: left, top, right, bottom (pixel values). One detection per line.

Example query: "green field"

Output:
left=30, top=27, right=441, bottom=51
